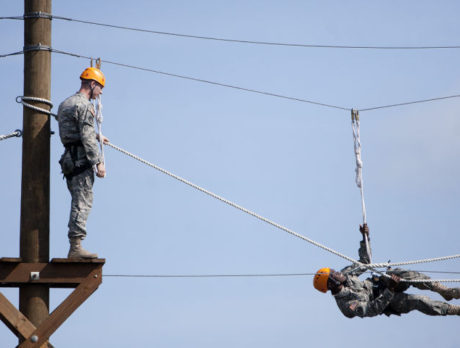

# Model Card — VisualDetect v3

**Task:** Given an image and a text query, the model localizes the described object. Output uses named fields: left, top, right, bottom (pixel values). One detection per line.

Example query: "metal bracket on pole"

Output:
left=23, top=44, right=52, bottom=53
left=23, top=12, right=53, bottom=20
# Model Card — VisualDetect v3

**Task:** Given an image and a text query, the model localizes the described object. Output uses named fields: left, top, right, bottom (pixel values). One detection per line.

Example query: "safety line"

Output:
left=105, top=142, right=460, bottom=283
left=0, top=16, right=23, bottom=20
left=101, top=274, right=460, bottom=283
left=50, top=49, right=460, bottom=113
left=50, top=49, right=350, bottom=111
left=103, top=269, right=460, bottom=279
left=4, top=14, right=460, bottom=50
left=369, top=255, right=460, bottom=269
left=359, top=94, right=460, bottom=112
left=51, top=49, right=460, bottom=112
left=0, top=129, right=22, bottom=141
left=0, top=50, right=24, bottom=58
left=6, top=48, right=460, bottom=113
left=104, top=273, right=316, bottom=278
left=106, top=142, right=359, bottom=264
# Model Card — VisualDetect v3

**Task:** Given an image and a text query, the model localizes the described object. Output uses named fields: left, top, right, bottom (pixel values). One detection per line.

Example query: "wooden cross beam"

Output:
left=0, top=258, right=105, bottom=347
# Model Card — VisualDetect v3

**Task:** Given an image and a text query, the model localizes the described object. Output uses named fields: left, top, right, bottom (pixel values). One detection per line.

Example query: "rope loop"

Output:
left=16, top=96, right=57, bottom=118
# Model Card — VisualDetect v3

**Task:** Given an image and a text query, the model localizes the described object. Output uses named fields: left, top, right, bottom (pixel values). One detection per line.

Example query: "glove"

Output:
left=387, top=274, right=401, bottom=291
left=359, top=224, right=369, bottom=238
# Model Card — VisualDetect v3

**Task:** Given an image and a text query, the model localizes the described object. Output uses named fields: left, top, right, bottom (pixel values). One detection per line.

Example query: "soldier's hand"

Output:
left=96, top=134, right=110, bottom=144
left=359, top=224, right=369, bottom=237
left=96, top=162, right=106, bottom=178
left=387, top=274, right=401, bottom=291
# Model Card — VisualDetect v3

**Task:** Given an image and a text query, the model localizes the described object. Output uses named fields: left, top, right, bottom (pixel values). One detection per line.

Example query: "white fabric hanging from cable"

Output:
left=351, top=109, right=367, bottom=222
left=94, top=95, right=106, bottom=176
left=351, top=109, right=372, bottom=261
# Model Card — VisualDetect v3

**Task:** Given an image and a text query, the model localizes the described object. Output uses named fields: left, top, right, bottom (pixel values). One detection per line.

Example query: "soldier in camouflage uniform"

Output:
left=58, top=66, right=108, bottom=259
left=313, top=225, right=460, bottom=317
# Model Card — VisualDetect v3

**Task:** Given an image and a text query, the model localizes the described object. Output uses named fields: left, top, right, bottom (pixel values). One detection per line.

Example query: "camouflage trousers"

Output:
left=385, top=268, right=449, bottom=316
left=386, top=292, right=449, bottom=316
left=66, top=168, right=94, bottom=239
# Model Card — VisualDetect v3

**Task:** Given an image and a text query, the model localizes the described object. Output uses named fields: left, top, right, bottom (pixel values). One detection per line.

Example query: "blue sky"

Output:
left=1, top=1, right=460, bottom=347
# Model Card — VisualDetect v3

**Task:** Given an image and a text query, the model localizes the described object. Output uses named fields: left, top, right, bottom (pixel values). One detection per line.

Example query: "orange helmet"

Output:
left=80, top=67, right=105, bottom=87
left=313, top=267, right=330, bottom=293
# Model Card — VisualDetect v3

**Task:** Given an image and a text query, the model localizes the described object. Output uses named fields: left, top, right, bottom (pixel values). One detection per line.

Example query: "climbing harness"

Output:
left=105, top=141, right=460, bottom=283
left=351, top=109, right=372, bottom=262
left=0, top=129, right=22, bottom=141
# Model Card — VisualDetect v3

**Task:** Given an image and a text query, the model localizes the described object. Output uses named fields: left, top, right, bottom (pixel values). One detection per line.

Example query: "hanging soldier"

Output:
left=57, top=65, right=108, bottom=259
left=313, top=225, right=460, bottom=317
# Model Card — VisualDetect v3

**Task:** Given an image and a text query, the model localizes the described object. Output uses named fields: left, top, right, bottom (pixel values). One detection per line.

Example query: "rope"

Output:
left=103, top=269, right=460, bottom=278
left=370, top=254, right=460, bottom=269
left=16, top=96, right=57, bottom=118
left=105, top=142, right=460, bottom=283
left=351, top=109, right=372, bottom=262
left=105, top=273, right=460, bottom=282
left=0, top=129, right=22, bottom=141
left=106, top=142, right=359, bottom=263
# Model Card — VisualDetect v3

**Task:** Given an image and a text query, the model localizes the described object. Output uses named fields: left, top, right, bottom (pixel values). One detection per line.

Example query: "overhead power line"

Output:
left=3, top=14, right=460, bottom=50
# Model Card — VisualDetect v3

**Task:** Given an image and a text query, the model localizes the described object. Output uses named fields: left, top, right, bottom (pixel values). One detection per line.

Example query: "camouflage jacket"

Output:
left=57, top=93, right=101, bottom=167
left=333, top=240, right=394, bottom=318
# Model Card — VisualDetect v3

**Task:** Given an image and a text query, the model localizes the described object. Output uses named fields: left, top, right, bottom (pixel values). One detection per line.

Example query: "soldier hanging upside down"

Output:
left=313, top=225, right=460, bottom=317
left=57, top=66, right=109, bottom=259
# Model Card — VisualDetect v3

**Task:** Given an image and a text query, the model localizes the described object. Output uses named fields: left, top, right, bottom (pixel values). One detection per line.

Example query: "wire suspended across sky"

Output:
left=103, top=269, right=460, bottom=279
left=3, top=14, right=460, bottom=50
left=3, top=47, right=460, bottom=113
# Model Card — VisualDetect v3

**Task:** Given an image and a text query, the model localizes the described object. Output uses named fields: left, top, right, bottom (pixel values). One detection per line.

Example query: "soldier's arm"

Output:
left=77, top=103, right=102, bottom=166
left=339, top=225, right=372, bottom=276
left=358, top=224, right=372, bottom=264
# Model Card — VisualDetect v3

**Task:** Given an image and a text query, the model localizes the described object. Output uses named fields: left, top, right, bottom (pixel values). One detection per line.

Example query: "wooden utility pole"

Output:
left=0, top=2, right=105, bottom=346
left=20, top=0, right=52, bottom=339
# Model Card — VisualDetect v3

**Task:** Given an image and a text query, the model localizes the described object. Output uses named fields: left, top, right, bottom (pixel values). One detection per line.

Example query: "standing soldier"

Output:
left=313, top=225, right=460, bottom=317
left=57, top=66, right=108, bottom=259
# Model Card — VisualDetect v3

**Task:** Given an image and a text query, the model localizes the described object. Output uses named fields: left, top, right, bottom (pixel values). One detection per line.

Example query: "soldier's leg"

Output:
left=389, top=293, right=450, bottom=316
left=66, top=169, right=94, bottom=240
left=66, top=169, right=97, bottom=259
left=388, top=268, right=460, bottom=300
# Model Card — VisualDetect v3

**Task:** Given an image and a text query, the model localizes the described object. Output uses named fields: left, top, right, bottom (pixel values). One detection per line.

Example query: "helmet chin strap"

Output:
left=89, top=83, right=95, bottom=100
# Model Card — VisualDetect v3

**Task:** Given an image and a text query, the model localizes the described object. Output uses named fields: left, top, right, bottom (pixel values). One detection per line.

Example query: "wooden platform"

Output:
left=0, top=258, right=105, bottom=347
left=0, top=258, right=105, bottom=288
